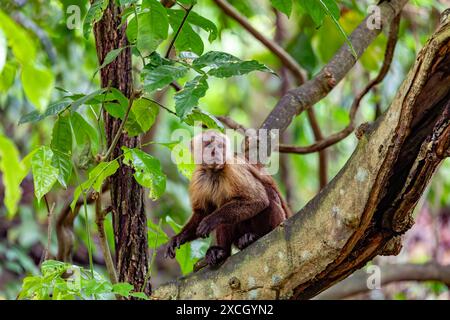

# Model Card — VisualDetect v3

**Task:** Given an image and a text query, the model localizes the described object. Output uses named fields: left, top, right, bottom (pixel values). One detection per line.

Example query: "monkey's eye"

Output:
left=204, top=141, right=212, bottom=147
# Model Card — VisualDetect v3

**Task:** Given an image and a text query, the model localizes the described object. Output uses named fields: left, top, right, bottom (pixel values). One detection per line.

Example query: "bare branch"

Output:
left=278, top=13, right=401, bottom=154
left=213, top=0, right=305, bottom=83
left=316, top=262, right=450, bottom=300
left=260, top=0, right=408, bottom=134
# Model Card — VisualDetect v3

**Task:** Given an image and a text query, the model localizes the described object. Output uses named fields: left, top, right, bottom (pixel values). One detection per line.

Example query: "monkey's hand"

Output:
left=164, top=234, right=184, bottom=259
left=196, top=215, right=222, bottom=238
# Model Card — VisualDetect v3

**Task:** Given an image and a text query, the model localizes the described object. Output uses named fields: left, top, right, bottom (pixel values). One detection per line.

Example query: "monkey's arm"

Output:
left=165, top=210, right=204, bottom=258
left=196, top=197, right=270, bottom=238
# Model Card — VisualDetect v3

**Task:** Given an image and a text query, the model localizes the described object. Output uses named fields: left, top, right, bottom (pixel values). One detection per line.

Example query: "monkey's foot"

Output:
left=236, top=233, right=257, bottom=250
left=205, top=246, right=228, bottom=266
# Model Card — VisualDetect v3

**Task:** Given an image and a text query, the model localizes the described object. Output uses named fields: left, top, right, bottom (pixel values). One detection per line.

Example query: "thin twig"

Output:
left=142, top=96, right=177, bottom=115
left=213, top=0, right=305, bottom=83
left=259, top=0, right=406, bottom=136
left=165, top=5, right=194, bottom=58
left=279, top=14, right=401, bottom=155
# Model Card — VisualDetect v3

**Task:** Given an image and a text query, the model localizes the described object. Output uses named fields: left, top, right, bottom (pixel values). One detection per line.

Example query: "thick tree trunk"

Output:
left=93, top=3, right=150, bottom=294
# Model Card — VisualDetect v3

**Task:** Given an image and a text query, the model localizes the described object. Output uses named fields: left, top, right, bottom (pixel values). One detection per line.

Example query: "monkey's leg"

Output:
left=204, top=225, right=233, bottom=267
left=165, top=210, right=204, bottom=259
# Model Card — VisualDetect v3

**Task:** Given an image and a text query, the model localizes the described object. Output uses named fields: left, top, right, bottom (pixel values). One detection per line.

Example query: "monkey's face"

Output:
left=191, top=131, right=231, bottom=170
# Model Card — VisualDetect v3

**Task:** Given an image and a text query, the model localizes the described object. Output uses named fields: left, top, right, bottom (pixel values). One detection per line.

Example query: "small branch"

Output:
left=11, top=11, right=57, bottom=64
left=213, top=0, right=305, bottom=83
left=216, top=116, right=247, bottom=132
left=260, top=0, right=407, bottom=135
left=279, top=14, right=401, bottom=155
left=316, top=262, right=450, bottom=300
left=95, top=193, right=118, bottom=284
left=165, top=5, right=194, bottom=58
left=306, top=109, right=328, bottom=188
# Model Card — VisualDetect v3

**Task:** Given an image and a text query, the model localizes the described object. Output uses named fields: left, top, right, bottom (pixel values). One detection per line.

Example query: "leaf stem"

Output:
left=165, top=5, right=194, bottom=58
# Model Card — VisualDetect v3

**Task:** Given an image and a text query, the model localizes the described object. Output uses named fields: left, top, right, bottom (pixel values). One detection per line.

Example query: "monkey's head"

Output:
left=191, top=130, right=232, bottom=171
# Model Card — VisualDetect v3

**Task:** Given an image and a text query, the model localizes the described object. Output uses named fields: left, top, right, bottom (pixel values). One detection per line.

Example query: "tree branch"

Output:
left=260, top=0, right=408, bottom=134
left=213, top=0, right=305, bottom=83
left=279, top=13, right=401, bottom=154
left=152, top=15, right=450, bottom=299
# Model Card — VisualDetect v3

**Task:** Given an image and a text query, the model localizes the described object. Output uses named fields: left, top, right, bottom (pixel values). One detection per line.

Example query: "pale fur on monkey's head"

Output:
left=190, top=130, right=232, bottom=169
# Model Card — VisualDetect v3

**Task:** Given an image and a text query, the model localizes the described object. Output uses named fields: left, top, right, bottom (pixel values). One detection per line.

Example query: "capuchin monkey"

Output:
left=165, top=130, right=291, bottom=267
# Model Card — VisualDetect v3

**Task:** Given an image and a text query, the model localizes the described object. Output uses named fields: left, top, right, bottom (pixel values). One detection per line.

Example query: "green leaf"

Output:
left=70, top=160, right=120, bottom=210
left=158, top=142, right=194, bottom=180
left=175, top=242, right=193, bottom=275
left=21, top=64, right=55, bottom=112
left=125, top=98, right=159, bottom=136
left=0, top=9, right=36, bottom=64
left=51, top=115, right=72, bottom=154
left=183, top=108, right=224, bottom=131
left=165, top=216, right=182, bottom=233
left=129, top=292, right=149, bottom=300
left=51, top=150, right=72, bottom=189
left=142, top=65, right=188, bottom=93
left=70, top=88, right=109, bottom=111
left=50, top=115, right=73, bottom=188
left=187, top=11, right=218, bottom=42
left=167, top=9, right=204, bottom=56
left=137, top=0, right=169, bottom=55
left=287, top=33, right=317, bottom=75
left=96, top=47, right=126, bottom=72
left=317, top=0, right=357, bottom=59
left=174, top=75, right=208, bottom=119
left=271, top=0, right=292, bottom=17
left=0, top=135, right=28, bottom=218
left=31, top=146, right=59, bottom=201
left=112, top=282, right=134, bottom=297
left=69, top=112, right=100, bottom=155
left=165, top=216, right=194, bottom=275
left=144, top=52, right=173, bottom=71
left=299, top=0, right=328, bottom=26
left=192, top=51, right=240, bottom=69
left=19, top=99, right=72, bottom=124
left=83, top=0, right=110, bottom=39
left=122, top=147, right=166, bottom=200
left=193, top=51, right=275, bottom=78
left=208, top=60, right=274, bottom=78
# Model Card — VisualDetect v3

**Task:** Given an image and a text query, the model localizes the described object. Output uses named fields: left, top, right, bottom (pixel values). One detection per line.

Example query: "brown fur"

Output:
left=165, top=132, right=291, bottom=266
